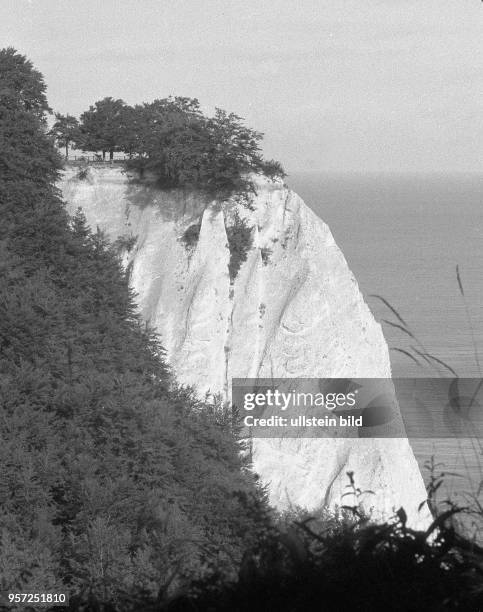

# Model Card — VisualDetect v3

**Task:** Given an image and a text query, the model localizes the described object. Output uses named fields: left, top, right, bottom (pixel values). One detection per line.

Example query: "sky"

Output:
left=1, top=0, right=482, bottom=173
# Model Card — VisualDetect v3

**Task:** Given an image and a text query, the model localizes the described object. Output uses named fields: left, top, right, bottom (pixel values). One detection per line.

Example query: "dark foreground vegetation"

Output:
left=2, top=47, right=483, bottom=611
left=0, top=47, right=269, bottom=607
left=169, top=505, right=483, bottom=612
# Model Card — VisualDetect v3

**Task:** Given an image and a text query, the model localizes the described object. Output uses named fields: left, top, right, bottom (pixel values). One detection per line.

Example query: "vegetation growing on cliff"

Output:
left=225, top=211, right=254, bottom=282
left=55, top=93, right=286, bottom=197
left=180, top=221, right=202, bottom=250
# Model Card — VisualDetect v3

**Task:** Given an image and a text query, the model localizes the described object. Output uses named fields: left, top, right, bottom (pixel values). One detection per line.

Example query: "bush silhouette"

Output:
left=167, top=475, right=483, bottom=612
left=225, top=212, right=253, bottom=282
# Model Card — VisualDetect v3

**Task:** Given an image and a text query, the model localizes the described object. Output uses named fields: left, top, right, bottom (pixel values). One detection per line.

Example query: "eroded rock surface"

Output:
left=60, top=166, right=430, bottom=528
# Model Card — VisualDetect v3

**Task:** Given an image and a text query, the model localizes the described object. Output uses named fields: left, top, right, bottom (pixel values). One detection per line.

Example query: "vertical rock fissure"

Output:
left=222, top=211, right=234, bottom=401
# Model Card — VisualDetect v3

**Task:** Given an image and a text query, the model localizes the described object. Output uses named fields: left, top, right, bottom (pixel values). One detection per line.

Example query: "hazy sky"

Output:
left=1, top=0, right=482, bottom=173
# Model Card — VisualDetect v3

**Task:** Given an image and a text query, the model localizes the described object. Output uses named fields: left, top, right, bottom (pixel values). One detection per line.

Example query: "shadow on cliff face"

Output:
left=124, top=170, right=211, bottom=225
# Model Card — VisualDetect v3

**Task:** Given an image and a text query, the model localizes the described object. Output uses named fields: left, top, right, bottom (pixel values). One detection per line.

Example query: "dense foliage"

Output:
left=169, top=487, right=483, bottom=612
left=73, top=95, right=286, bottom=196
left=77, top=97, right=126, bottom=161
left=225, top=212, right=254, bottom=282
left=180, top=222, right=201, bottom=250
left=0, top=47, right=51, bottom=119
left=49, top=113, right=80, bottom=159
left=0, top=49, right=270, bottom=608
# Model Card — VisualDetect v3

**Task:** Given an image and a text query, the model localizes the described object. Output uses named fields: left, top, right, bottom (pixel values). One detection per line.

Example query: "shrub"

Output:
left=225, top=212, right=253, bottom=282
left=169, top=474, right=483, bottom=612
left=260, top=246, right=272, bottom=266
left=77, top=166, right=89, bottom=180
left=260, top=158, right=287, bottom=180
left=113, top=233, right=138, bottom=253
left=231, top=192, right=255, bottom=212
left=180, top=222, right=202, bottom=249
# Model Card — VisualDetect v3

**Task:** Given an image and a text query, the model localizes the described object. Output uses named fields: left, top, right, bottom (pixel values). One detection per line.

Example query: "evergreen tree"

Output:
left=0, top=50, right=269, bottom=608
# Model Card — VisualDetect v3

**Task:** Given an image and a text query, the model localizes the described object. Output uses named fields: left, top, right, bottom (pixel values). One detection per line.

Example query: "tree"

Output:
left=50, top=113, right=80, bottom=158
left=0, top=47, right=51, bottom=120
left=116, top=103, right=153, bottom=159
left=78, top=97, right=126, bottom=160
left=201, top=108, right=265, bottom=194
left=122, top=98, right=270, bottom=196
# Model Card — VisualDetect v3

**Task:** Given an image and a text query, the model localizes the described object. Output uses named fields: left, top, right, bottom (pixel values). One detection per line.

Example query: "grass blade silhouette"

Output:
left=456, top=265, right=481, bottom=376
left=390, top=347, right=421, bottom=366
left=382, top=319, right=416, bottom=340
left=456, top=264, right=464, bottom=297
left=370, top=294, right=408, bottom=327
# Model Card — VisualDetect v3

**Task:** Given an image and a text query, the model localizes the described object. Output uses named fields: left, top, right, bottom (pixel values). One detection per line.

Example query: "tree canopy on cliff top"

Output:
left=0, top=48, right=269, bottom=607
left=73, top=95, right=286, bottom=196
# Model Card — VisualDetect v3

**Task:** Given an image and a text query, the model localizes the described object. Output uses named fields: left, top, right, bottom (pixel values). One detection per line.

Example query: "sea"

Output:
left=287, top=172, right=483, bottom=517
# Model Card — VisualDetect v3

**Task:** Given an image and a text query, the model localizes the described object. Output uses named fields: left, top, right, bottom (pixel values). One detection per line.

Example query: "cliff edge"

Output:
left=60, top=166, right=430, bottom=529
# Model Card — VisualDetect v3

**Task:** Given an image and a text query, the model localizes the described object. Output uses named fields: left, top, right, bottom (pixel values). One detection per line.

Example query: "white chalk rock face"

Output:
left=60, top=166, right=430, bottom=529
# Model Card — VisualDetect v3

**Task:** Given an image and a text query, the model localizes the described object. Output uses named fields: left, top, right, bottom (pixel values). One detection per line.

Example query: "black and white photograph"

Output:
left=0, top=1, right=482, bottom=610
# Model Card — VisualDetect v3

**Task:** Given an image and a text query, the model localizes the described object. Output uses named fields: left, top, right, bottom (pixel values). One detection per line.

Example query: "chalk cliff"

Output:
left=60, top=166, right=430, bottom=529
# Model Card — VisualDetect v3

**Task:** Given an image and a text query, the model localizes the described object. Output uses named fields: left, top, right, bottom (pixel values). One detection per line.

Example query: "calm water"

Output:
left=288, top=172, right=483, bottom=507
